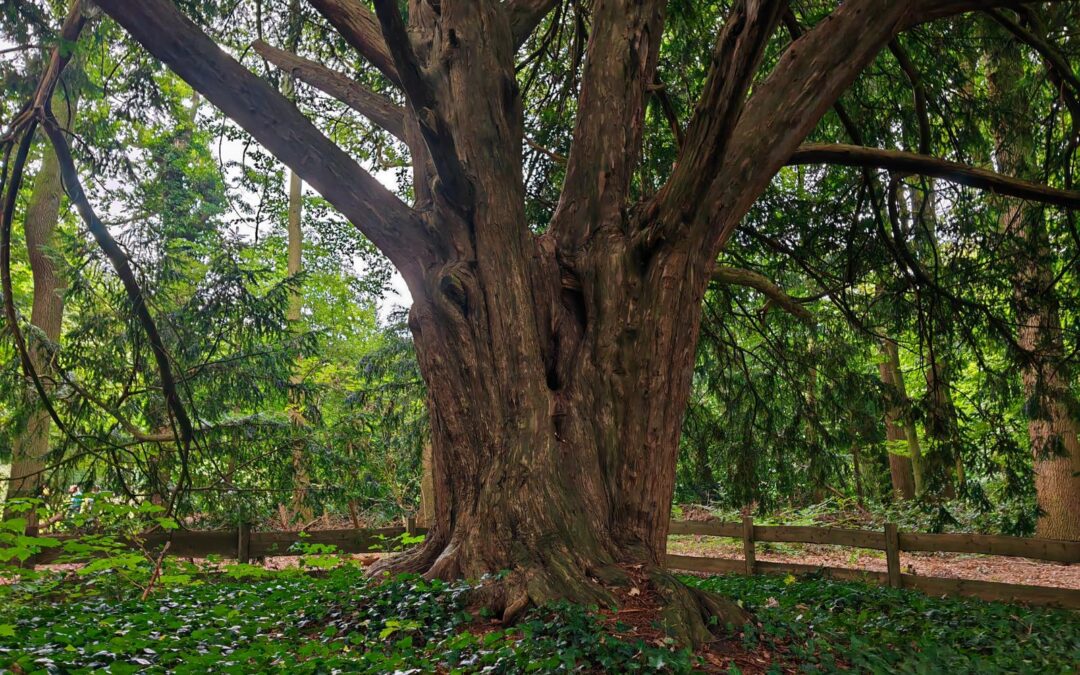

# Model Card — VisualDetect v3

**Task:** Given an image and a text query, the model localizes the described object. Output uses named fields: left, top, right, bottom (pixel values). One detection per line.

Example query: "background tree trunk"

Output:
left=913, top=184, right=961, bottom=498
left=283, top=0, right=312, bottom=526
left=878, top=336, right=917, bottom=499
left=990, top=30, right=1080, bottom=540
left=4, top=94, right=77, bottom=532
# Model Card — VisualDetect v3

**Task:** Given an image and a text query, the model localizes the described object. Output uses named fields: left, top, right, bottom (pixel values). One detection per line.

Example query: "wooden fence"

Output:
left=29, top=525, right=417, bottom=565
left=27, top=519, right=1080, bottom=610
left=667, top=518, right=1080, bottom=610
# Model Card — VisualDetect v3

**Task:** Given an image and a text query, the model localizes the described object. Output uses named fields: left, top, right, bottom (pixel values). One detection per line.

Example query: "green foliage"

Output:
left=0, top=497, right=199, bottom=597
left=687, top=574, right=1080, bottom=674
left=0, top=567, right=699, bottom=673
left=0, top=500, right=60, bottom=566
left=370, top=530, right=426, bottom=553
left=1, top=564, right=1073, bottom=673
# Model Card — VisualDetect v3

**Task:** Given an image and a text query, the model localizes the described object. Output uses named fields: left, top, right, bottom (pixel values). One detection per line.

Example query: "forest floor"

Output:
left=667, top=536, right=1080, bottom=589
left=1, top=563, right=1076, bottom=673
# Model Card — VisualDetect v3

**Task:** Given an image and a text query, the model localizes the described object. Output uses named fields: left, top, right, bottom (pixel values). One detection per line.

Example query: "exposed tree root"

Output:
left=369, top=538, right=748, bottom=647
left=649, top=568, right=750, bottom=645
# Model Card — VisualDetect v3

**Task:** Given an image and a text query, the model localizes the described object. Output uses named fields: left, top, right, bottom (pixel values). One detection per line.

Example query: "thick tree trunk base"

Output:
left=369, top=536, right=748, bottom=647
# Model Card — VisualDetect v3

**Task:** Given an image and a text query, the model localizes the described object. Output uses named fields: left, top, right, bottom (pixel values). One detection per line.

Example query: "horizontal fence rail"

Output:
left=24, top=518, right=1080, bottom=610
left=29, top=526, right=423, bottom=565
left=665, top=517, right=1080, bottom=610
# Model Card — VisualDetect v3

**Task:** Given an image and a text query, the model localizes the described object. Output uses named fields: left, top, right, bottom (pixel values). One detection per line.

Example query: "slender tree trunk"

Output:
left=282, top=0, right=313, bottom=525
left=285, top=163, right=312, bottom=523
left=923, top=351, right=960, bottom=497
left=692, top=432, right=716, bottom=502
left=806, top=349, right=826, bottom=503
left=851, top=439, right=866, bottom=507
left=912, top=184, right=960, bottom=498
left=891, top=339, right=924, bottom=495
left=990, top=33, right=1080, bottom=541
left=4, top=96, right=77, bottom=532
left=878, top=336, right=917, bottom=499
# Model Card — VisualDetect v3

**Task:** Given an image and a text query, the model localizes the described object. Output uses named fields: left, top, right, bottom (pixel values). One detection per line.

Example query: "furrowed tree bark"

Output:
left=990, top=33, right=1080, bottom=540
left=306, top=0, right=401, bottom=86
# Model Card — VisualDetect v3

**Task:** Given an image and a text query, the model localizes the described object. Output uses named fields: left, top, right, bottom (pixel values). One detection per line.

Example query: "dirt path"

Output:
left=668, top=536, right=1080, bottom=589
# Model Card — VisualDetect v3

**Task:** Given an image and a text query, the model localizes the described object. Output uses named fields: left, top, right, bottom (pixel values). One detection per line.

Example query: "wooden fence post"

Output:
left=885, top=522, right=901, bottom=588
left=237, top=522, right=251, bottom=563
left=742, top=515, right=756, bottom=576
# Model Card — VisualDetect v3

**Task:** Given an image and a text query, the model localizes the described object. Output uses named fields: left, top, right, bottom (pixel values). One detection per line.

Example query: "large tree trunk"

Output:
left=990, top=32, right=1080, bottom=541
left=382, top=231, right=740, bottom=641
left=363, top=0, right=747, bottom=643
left=4, top=96, right=77, bottom=532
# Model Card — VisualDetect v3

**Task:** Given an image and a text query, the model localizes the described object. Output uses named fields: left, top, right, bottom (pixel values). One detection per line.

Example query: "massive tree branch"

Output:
left=789, top=143, right=1080, bottom=209
left=307, top=0, right=401, bottom=86
left=371, top=0, right=431, bottom=109
left=252, top=39, right=406, bottom=141
left=372, top=0, right=473, bottom=206
left=712, top=265, right=814, bottom=323
left=650, top=0, right=786, bottom=230
left=94, top=0, right=433, bottom=284
left=507, top=0, right=560, bottom=50
left=780, top=9, right=863, bottom=146
left=549, top=0, right=666, bottom=250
